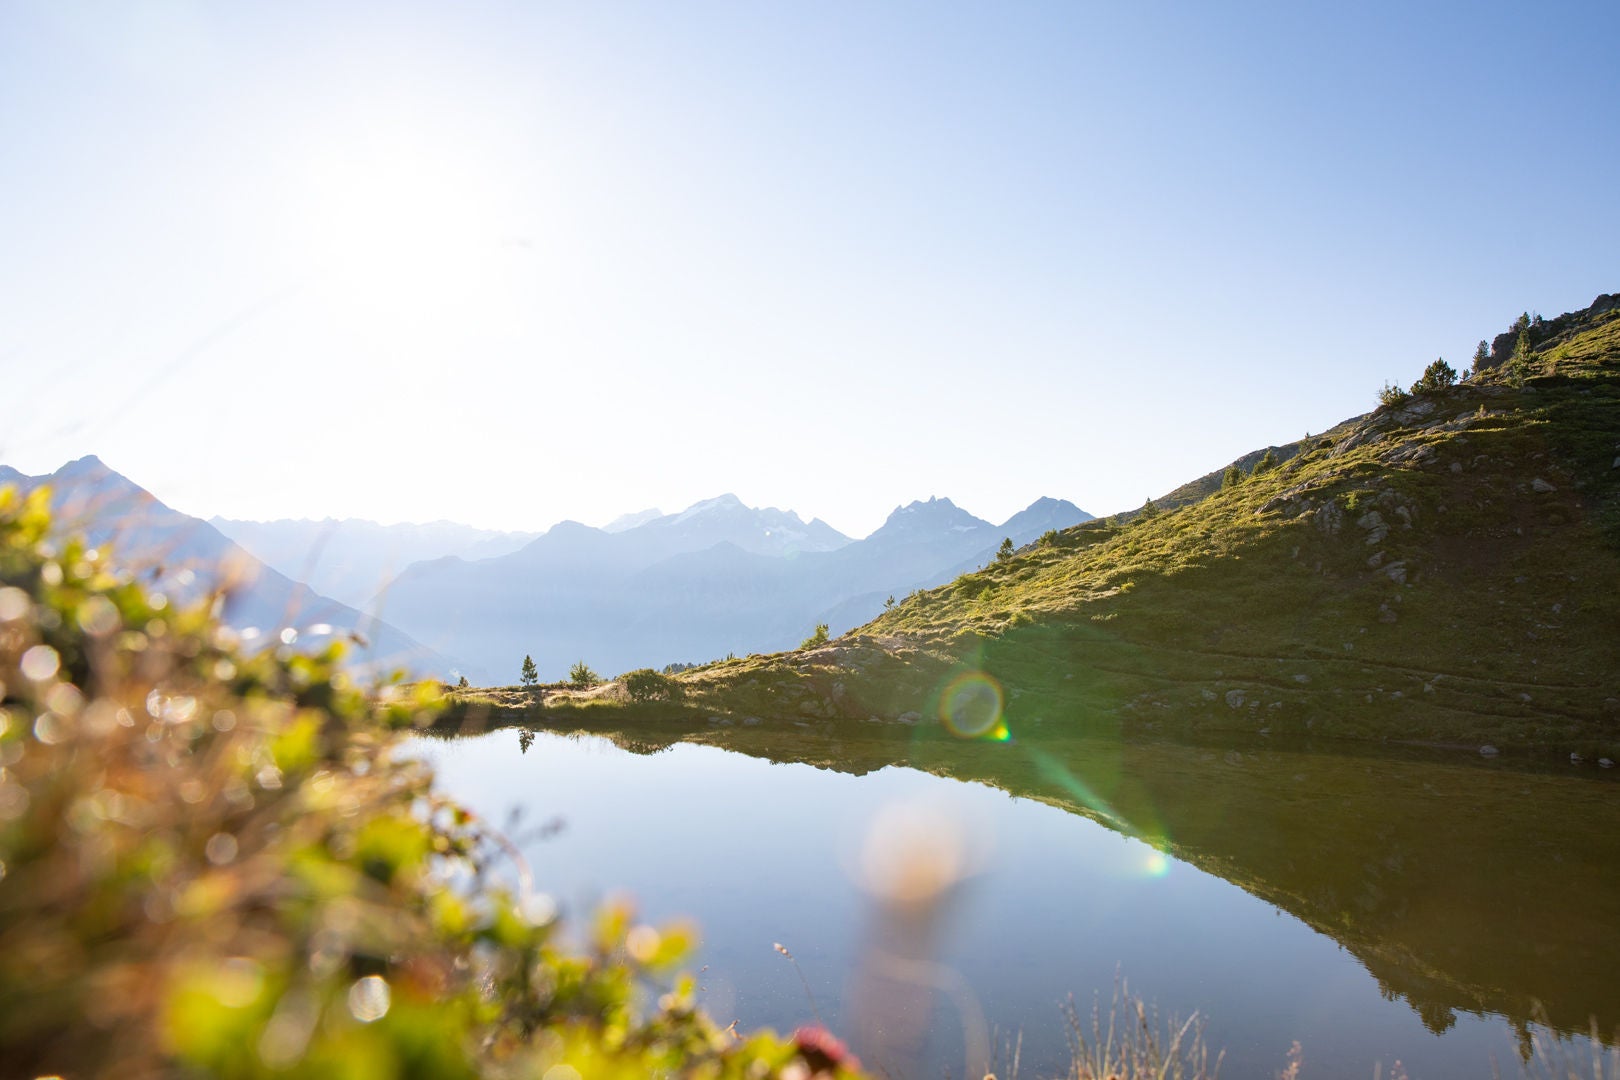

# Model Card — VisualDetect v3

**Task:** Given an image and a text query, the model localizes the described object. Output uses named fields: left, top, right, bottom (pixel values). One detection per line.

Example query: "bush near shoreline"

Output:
left=0, top=486, right=865, bottom=1080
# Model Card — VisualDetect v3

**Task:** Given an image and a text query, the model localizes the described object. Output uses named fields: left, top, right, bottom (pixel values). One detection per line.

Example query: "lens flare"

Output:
left=938, top=672, right=1004, bottom=739
left=1025, top=745, right=1124, bottom=829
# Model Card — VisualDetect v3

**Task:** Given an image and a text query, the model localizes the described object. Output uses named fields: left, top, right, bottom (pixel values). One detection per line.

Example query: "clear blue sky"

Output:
left=2, top=1, right=1616, bottom=537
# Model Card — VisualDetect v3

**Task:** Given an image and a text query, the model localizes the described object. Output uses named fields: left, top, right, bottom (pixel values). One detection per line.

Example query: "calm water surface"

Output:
left=415, top=728, right=1617, bottom=1079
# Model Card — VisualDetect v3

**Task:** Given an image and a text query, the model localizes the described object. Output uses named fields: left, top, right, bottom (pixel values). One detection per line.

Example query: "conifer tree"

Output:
left=997, top=537, right=1015, bottom=562
left=520, top=654, right=538, bottom=687
left=1410, top=357, right=1457, bottom=395
left=1508, top=330, right=1533, bottom=387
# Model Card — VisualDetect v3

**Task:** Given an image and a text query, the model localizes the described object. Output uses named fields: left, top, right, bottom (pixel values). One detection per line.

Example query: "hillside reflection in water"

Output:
left=416, top=726, right=1618, bottom=1080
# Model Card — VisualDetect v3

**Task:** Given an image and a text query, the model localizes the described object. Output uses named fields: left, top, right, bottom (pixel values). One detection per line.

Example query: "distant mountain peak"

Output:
left=58, top=453, right=111, bottom=475
left=665, top=494, right=749, bottom=527
left=886, top=496, right=968, bottom=520
left=603, top=507, right=663, bottom=533
left=999, top=497, right=1093, bottom=541
left=677, top=493, right=744, bottom=514
left=868, top=497, right=992, bottom=544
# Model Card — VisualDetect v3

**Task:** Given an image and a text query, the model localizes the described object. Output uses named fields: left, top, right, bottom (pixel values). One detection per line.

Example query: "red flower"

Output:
left=792, top=1026, right=861, bottom=1074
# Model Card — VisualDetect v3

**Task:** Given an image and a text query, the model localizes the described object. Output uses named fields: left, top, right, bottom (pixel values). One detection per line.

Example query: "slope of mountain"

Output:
left=602, top=508, right=662, bottom=533
left=210, top=516, right=540, bottom=610
left=377, top=493, right=1090, bottom=680
left=677, top=293, right=1620, bottom=756
left=0, top=457, right=455, bottom=680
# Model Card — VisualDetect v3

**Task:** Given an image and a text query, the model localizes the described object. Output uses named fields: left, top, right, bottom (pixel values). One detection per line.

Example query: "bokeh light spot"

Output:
left=938, top=671, right=1004, bottom=738
left=347, top=975, right=391, bottom=1023
left=20, top=645, right=60, bottom=682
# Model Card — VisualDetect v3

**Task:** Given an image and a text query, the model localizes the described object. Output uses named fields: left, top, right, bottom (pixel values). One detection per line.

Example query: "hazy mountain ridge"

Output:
left=377, top=492, right=1092, bottom=679
left=211, top=515, right=541, bottom=610
left=0, top=457, right=456, bottom=680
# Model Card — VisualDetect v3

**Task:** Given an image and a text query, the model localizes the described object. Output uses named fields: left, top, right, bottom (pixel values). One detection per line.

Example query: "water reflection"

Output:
left=415, top=722, right=1618, bottom=1078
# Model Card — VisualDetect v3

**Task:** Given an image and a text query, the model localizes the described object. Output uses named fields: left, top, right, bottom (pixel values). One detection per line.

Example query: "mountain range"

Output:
left=374, top=493, right=1090, bottom=680
left=2, top=458, right=1092, bottom=684
left=0, top=456, right=448, bottom=679
left=209, top=516, right=540, bottom=611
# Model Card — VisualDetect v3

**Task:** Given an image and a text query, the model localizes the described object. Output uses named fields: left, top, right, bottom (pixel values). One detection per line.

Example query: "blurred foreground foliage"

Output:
left=0, top=486, right=863, bottom=1079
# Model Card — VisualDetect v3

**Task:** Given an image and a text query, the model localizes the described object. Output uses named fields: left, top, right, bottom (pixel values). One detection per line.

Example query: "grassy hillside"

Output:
left=649, top=296, right=1620, bottom=756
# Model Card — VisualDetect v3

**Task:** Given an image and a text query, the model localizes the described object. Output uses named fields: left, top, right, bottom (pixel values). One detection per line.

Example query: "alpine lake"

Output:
left=413, top=712, right=1620, bottom=1080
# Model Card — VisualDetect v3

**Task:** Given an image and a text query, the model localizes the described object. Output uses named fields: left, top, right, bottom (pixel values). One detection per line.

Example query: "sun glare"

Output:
left=290, top=127, right=524, bottom=340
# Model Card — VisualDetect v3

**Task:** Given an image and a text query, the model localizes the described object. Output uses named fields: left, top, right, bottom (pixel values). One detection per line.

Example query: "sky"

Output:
left=2, top=1, right=1617, bottom=539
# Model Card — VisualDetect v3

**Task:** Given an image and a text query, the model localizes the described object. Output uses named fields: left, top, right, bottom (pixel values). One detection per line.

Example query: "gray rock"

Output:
left=1393, top=399, right=1438, bottom=422
left=1612, top=456, right=1619, bottom=469
left=1480, top=745, right=1500, bottom=757
left=1385, top=562, right=1408, bottom=585
left=1600, top=758, right=1615, bottom=769
left=1450, top=461, right=1464, bottom=474
left=742, top=716, right=762, bottom=726
left=896, top=711, right=922, bottom=725
left=1312, top=503, right=1345, bottom=536
left=1356, top=510, right=1386, bottom=532
left=1366, top=551, right=1385, bottom=569
left=1532, top=477, right=1557, bottom=493
left=1225, top=689, right=1246, bottom=709
left=1292, top=673, right=1311, bottom=684
left=1201, top=689, right=1218, bottom=702
left=1378, top=604, right=1398, bottom=623
left=1571, top=752, right=1584, bottom=764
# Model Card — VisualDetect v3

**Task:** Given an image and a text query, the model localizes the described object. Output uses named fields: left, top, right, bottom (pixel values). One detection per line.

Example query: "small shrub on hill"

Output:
left=622, top=667, right=682, bottom=702
left=568, top=660, right=600, bottom=688
left=799, top=623, right=830, bottom=649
